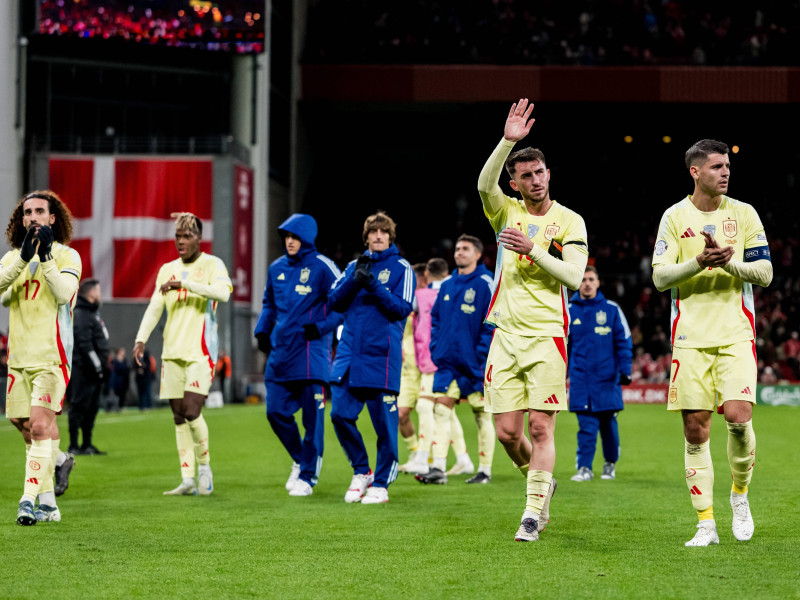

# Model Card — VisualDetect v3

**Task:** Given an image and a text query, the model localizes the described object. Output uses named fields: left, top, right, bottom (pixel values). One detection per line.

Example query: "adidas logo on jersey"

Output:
left=680, top=228, right=696, bottom=238
left=544, top=394, right=559, bottom=404
left=740, top=386, right=752, bottom=395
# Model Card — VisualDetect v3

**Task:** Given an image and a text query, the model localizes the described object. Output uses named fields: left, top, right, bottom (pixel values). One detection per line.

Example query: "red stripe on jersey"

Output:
left=200, top=320, right=215, bottom=377
left=561, top=286, right=569, bottom=337
left=670, top=293, right=681, bottom=346
left=741, top=295, right=756, bottom=337
left=485, top=272, right=503, bottom=320
left=54, top=316, right=71, bottom=413
left=553, top=337, right=568, bottom=366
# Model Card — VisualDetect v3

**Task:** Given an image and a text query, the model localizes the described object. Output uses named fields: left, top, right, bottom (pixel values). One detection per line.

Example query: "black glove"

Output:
left=353, top=254, right=374, bottom=287
left=547, top=239, right=563, bottom=260
left=255, top=332, right=271, bottom=354
left=20, top=227, right=37, bottom=262
left=302, top=323, right=321, bottom=341
left=618, top=373, right=632, bottom=386
left=36, top=225, right=54, bottom=262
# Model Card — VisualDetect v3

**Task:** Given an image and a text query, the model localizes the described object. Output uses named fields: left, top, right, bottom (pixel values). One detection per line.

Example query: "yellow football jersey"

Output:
left=0, top=243, right=82, bottom=368
left=401, top=314, right=415, bottom=366
left=652, top=195, right=768, bottom=348
left=136, top=253, right=232, bottom=361
left=485, top=198, right=588, bottom=338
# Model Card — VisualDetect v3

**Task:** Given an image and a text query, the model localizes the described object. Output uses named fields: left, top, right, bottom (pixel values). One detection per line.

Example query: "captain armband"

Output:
left=744, top=246, right=770, bottom=263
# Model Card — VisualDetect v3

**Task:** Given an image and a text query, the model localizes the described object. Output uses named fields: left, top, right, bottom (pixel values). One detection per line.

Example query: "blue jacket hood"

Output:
left=278, top=214, right=318, bottom=260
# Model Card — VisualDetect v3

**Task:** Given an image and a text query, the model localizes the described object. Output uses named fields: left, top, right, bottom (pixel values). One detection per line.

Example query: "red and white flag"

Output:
left=49, top=156, right=214, bottom=300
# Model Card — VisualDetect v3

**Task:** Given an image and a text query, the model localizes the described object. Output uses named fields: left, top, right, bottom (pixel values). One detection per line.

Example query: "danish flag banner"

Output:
left=49, top=156, right=214, bottom=300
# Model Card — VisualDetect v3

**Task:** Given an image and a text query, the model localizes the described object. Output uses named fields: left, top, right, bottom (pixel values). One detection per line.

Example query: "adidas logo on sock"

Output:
left=680, top=228, right=696, bottom=238
left=689, top=485, right=702, bottom=495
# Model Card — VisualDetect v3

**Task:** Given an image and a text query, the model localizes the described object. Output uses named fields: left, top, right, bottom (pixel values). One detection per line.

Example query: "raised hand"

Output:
left=696, top=232, right=734, bottom=268
left=504, top=98, right=535, bottom=142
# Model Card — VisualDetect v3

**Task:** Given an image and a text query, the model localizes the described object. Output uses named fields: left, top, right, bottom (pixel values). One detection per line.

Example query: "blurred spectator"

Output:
left=216, top=349, right=232, bottom=403
left=134, top=348, right=156, bottom=410
left=108, top=347, right=131, bottom=412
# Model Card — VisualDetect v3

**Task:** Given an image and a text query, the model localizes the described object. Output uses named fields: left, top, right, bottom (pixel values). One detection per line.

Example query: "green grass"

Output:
left=1, top=402, right=798, bottom=599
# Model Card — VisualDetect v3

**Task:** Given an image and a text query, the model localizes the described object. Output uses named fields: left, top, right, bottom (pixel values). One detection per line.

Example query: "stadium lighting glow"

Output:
left=624, top=136, right=633, bottom=143
left=732, top=145, right=740, bottom=154
left=662, top=136, right=672, bottom=143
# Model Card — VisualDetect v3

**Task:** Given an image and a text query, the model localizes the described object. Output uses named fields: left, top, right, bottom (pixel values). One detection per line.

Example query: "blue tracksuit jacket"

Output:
left=329, top=244, right=415, bottom=394
left=255, top=214, right=343, bottom=383
left=567, top=291, right=633, bottom=412
left=430, top=265, right=495, bottom=395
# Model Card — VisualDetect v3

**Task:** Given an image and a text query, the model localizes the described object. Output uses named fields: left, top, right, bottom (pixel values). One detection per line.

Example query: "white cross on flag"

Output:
left=49, top=156, right=214, bottom=300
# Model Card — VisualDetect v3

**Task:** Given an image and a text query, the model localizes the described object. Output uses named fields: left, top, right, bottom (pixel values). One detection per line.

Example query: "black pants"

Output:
left=68, top=372, right=102, bottom=450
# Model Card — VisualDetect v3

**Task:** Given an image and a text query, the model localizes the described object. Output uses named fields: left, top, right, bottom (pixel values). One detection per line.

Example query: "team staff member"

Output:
left=652, top=139, right=772, bottom=546
left=416, top=235, right=496, bottom=485
left=255, top=214, right=342, bottom=497
left=567, top=266, right=632, bottom=482
left=67, top=278, right=110, bottom=456
left=134, top=212, right=232, bottom=496
left=329, top=211, right=414, bottom=504
left=478, top=99, right=588, bottom=541
left=0, top=190, right=81, bottom=525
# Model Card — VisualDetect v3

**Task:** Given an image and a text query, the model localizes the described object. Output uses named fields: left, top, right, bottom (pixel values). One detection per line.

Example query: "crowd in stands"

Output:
left=304, top=1, right=800, bottom=66
left=37, top=0, right=264, bottom=52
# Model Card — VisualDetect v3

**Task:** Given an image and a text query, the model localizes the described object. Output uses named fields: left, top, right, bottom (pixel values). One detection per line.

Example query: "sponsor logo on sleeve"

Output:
left=655, top=240, right=668, bottom=256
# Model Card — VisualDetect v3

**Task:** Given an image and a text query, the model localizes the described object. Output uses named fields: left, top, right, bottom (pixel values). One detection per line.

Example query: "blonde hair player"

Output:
left=133, top=212, right=232, bottom=496
left=652, top=139, right=772, bottom=546
left=0, top=190, right=82, bottom=525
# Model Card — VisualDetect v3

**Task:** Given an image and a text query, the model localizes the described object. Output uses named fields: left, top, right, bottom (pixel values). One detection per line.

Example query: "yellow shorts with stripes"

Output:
left=160, top=358, right=214, bottom=399
left=434, top=380, right=485, bottom=410
left=6, top=364, right=69, bottom=418
left=667, top=341, right=757, bottom=412
left=484, top=329, right=567, bottom=414
left=397, top=361, right=434, bottom=409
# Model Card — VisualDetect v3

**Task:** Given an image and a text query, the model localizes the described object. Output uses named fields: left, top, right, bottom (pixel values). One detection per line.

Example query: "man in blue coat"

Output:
left=254, top=214, right=343, bottom=497
left=567, top=266, right=632, bottom=482
left=416, top=234, right=496, bottom=485
left=329, top=211, right=415, bottom=504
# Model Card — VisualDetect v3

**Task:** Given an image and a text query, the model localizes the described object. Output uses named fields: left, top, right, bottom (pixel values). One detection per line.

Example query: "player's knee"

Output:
left=495, top=425, right=521, bottom=446
left=528, top=420, right=553, bottom=444
left=9, top=417, right=25, bottom=432
left=172, top=414, right=187, bottom=425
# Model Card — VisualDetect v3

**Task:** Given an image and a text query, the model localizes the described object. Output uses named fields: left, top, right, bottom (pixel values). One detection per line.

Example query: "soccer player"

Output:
left=567, top=266, right=632, bottom=482
left=478, top=99, right=588, bottom=541
left=133, top=212, right=232, bottom=496
left=329, top=211, right=414, bottom=504
left=254, top=214, right=342, bottom=497
left=397, top=263, right=434, bottom=473
left=652, top=139, right=772, bottom=546
left=0, top=190, right=82, bottom=525
left=416, top=235, right=496, bottom=485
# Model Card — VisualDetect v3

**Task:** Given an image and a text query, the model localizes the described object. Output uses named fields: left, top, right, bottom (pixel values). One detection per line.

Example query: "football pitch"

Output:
left=1, top=402, right=798, bottom=600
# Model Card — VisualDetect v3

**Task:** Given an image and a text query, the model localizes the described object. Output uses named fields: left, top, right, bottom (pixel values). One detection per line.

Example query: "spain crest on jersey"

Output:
left=300, top=267, right=310, bottom=283
left=544, top=225, right=560, bottom=240
left=464, top=288, right=476, bottom=304
left=723, top=219, right=737, bottom=238
left=378, top=269, right=391, bottom=284
left=595, top=310, right=607, bottom=325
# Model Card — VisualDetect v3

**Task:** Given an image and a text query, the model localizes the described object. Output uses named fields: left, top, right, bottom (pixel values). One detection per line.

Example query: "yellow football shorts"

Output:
left=6, top=364, right=69, bottom=418
left=484, top=329, right=567, bottom=413
left=398, top=362, right=434, bottom=409
left=667, top=340, right=757, bottom=412
left=434, top=380, right=485, bottom=410
left=160, top=357, right=214, bottom=399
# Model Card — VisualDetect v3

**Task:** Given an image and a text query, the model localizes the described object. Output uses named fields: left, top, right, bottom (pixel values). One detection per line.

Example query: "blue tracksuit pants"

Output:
left=266, top=380, right=326, bottom=486
left=330, top=378, right=399, bottom=488
left=575, top=410, right=620, bottom=470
